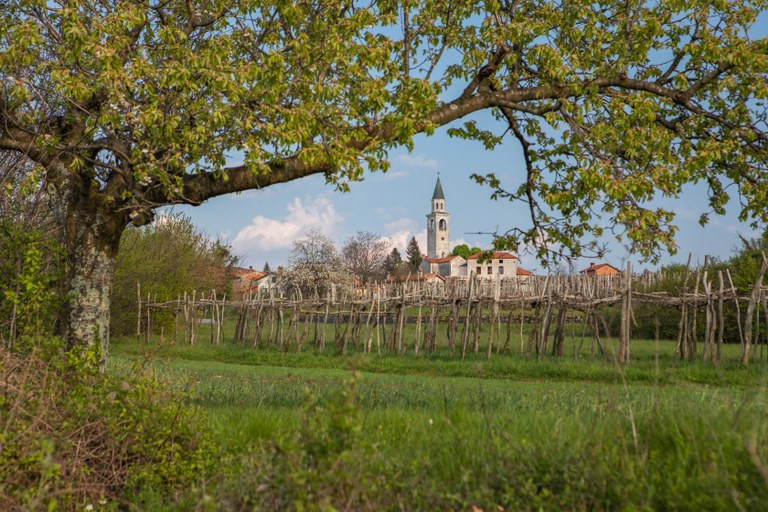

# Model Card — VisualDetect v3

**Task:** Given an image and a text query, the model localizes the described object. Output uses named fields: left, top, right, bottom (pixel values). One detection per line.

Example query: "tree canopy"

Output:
left=285, top=228, right=348, bottom=295
left=1, top=0, right=766, bottom=349
left=383, top=247, right=404, bottom=276
left=342, top=230, right=390, bottom=283
left=111, top=211, right=237, bottom=336
left=451, top=244, right=483, bottom=259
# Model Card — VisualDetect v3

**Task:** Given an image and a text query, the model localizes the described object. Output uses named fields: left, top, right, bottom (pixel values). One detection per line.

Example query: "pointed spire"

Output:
left=432, top=176, right=445, bottom=200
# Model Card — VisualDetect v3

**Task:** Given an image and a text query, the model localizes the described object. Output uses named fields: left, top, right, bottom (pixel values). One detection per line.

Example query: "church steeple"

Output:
left=432, top=176, right=445, bottom=201
left=431, top=175, right=446, bottom=213
left=426, top=176, right=450, bottom=258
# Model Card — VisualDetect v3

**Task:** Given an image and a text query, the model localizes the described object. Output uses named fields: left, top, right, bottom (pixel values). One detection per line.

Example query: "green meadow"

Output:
left=111, top=330, right=768, bottom=511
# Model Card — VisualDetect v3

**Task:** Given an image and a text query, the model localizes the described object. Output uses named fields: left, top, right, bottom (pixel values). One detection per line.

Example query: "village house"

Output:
left=580, top=262, right=620, bottom=277
left=467, top=251, right=519, bottom=278
left=231, top=266, right=280, bottom=295
left=421, top=254, right=467, bottom=277
left=515, top=266, right=534, bottom=281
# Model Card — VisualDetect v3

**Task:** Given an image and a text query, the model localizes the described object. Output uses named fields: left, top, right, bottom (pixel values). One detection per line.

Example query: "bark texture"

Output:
left=50, top=183, right=126, bottom=362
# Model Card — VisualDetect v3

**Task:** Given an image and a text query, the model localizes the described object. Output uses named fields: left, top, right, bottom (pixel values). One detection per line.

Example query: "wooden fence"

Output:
left=138, top=257, right=768, bottom=365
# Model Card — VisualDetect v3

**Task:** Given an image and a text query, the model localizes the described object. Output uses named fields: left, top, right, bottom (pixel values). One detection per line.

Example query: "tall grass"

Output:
left=110, top=340, right=768, bottom=511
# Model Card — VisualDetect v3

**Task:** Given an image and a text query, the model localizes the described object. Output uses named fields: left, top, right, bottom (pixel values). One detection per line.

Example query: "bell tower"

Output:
left=426, top=176, right=451, bottom=258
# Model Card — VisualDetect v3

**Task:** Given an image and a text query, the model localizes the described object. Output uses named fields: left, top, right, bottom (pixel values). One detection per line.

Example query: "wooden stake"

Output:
left=743, top=253, right=768, bottom=365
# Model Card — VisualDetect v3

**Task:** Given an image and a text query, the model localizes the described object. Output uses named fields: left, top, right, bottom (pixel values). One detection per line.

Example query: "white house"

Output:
left=421, top=254, right=467, bottom=277
left=466, top=251, right=519, bottom=278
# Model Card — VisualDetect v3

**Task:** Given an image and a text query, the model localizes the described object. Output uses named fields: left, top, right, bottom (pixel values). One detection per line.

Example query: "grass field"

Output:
left=111, top=333, right=768, bottom=511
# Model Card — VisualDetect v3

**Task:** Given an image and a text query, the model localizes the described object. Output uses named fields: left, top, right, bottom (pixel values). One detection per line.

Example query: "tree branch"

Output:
left=176, top=156, right=332, bottom=205
left=168, top=62, right=766, bottom=207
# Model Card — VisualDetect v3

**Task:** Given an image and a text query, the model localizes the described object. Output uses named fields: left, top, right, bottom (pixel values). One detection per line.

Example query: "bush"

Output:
left=0, top=220, right=63, bottom=344
left=0, top=339, right=213, bottom=511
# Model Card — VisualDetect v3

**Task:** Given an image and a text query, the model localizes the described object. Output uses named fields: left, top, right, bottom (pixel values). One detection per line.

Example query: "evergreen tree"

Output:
left=406, top=237, right=423, bottom=271
left=263, top=262, right=271, bottom=273
left=383, top=248, right=403, bottom=276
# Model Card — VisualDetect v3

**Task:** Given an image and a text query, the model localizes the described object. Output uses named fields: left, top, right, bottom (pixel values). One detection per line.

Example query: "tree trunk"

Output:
left=52, top=188, right=126, bottom=364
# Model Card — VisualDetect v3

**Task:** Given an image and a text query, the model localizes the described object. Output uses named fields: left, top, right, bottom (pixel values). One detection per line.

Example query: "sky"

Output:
left=172, top=9, right=768, bottom=275
left=173, top=111, right=762, bottom=274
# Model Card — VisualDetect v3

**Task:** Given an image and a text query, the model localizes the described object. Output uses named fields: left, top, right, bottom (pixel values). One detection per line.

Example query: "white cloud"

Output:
left=395, top=153, right=439, bottom=169
left=382, top=218, right=423, bottom=252
left=451, top=236, right=470, bottom=249
left=232, top=196, right=343, bottom=254
left=384, top=218, right=418, bottom=235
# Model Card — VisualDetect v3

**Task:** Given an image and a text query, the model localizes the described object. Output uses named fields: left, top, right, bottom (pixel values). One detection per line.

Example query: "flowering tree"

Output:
left=285, top=228, right=350, bottom=296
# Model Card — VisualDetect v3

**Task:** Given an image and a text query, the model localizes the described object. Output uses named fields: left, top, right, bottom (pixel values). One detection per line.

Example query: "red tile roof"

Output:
left=240, top=271, right=268, bottom=281
left=467, top=251, right=518, bottom=260
left=580, top=263, right=619, bottom=274
left=423, top=255, right=461, bottom=264
left=233, top=271, right=269, bottom=292
left=516, top=267, right=533, bottom=276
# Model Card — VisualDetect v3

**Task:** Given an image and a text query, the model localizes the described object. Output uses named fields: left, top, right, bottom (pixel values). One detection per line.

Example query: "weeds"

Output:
left=0, top=339, right=213, bottom=510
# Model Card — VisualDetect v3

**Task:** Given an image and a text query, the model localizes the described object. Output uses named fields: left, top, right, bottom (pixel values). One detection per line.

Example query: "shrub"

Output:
left=0, top=339, right=213, bottom=511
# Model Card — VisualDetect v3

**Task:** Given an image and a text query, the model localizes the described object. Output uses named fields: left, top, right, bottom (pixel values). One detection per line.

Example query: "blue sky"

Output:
left=175, top=115, right=761, bottom=274
left=169, top=8, right=768, bottom=274
left=172, top=8, right=768, bottom=274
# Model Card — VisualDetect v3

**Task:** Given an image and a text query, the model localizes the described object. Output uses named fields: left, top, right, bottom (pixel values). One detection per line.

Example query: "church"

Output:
left=419, top=177, right=530, bottom=279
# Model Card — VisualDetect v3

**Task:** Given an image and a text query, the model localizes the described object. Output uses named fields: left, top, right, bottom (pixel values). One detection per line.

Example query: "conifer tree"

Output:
left=383, top=248, right=403, bottom=277
left=406, top=237, right=423, bottom=271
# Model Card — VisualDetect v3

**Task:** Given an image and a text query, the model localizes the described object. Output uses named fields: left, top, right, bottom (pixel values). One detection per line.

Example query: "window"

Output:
left=439, top=219, right=447, bottom=230
left=499, top=266, right=504, bottom=275
left=499, top=259, right=504, bottom=264
left=476, top=266, right=481, bottom=274
left=429, top=219, right=434, bottom=230
left=487, top=266, right=492, bottom=274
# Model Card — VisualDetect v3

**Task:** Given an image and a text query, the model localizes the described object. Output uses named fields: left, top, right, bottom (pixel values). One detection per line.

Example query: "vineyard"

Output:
left=138, top=256, right=768, bottom=366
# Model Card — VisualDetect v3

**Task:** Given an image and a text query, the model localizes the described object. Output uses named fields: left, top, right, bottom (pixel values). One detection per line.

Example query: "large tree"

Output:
left=111, top=211, right=237, bottom=336
left=383, top=247, right=405, bottom=277
left=342, top=230, right=389, bottom=283
left=1, top=0, right=766, bottom=353
left=451, top=244, right=482, bottom=260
